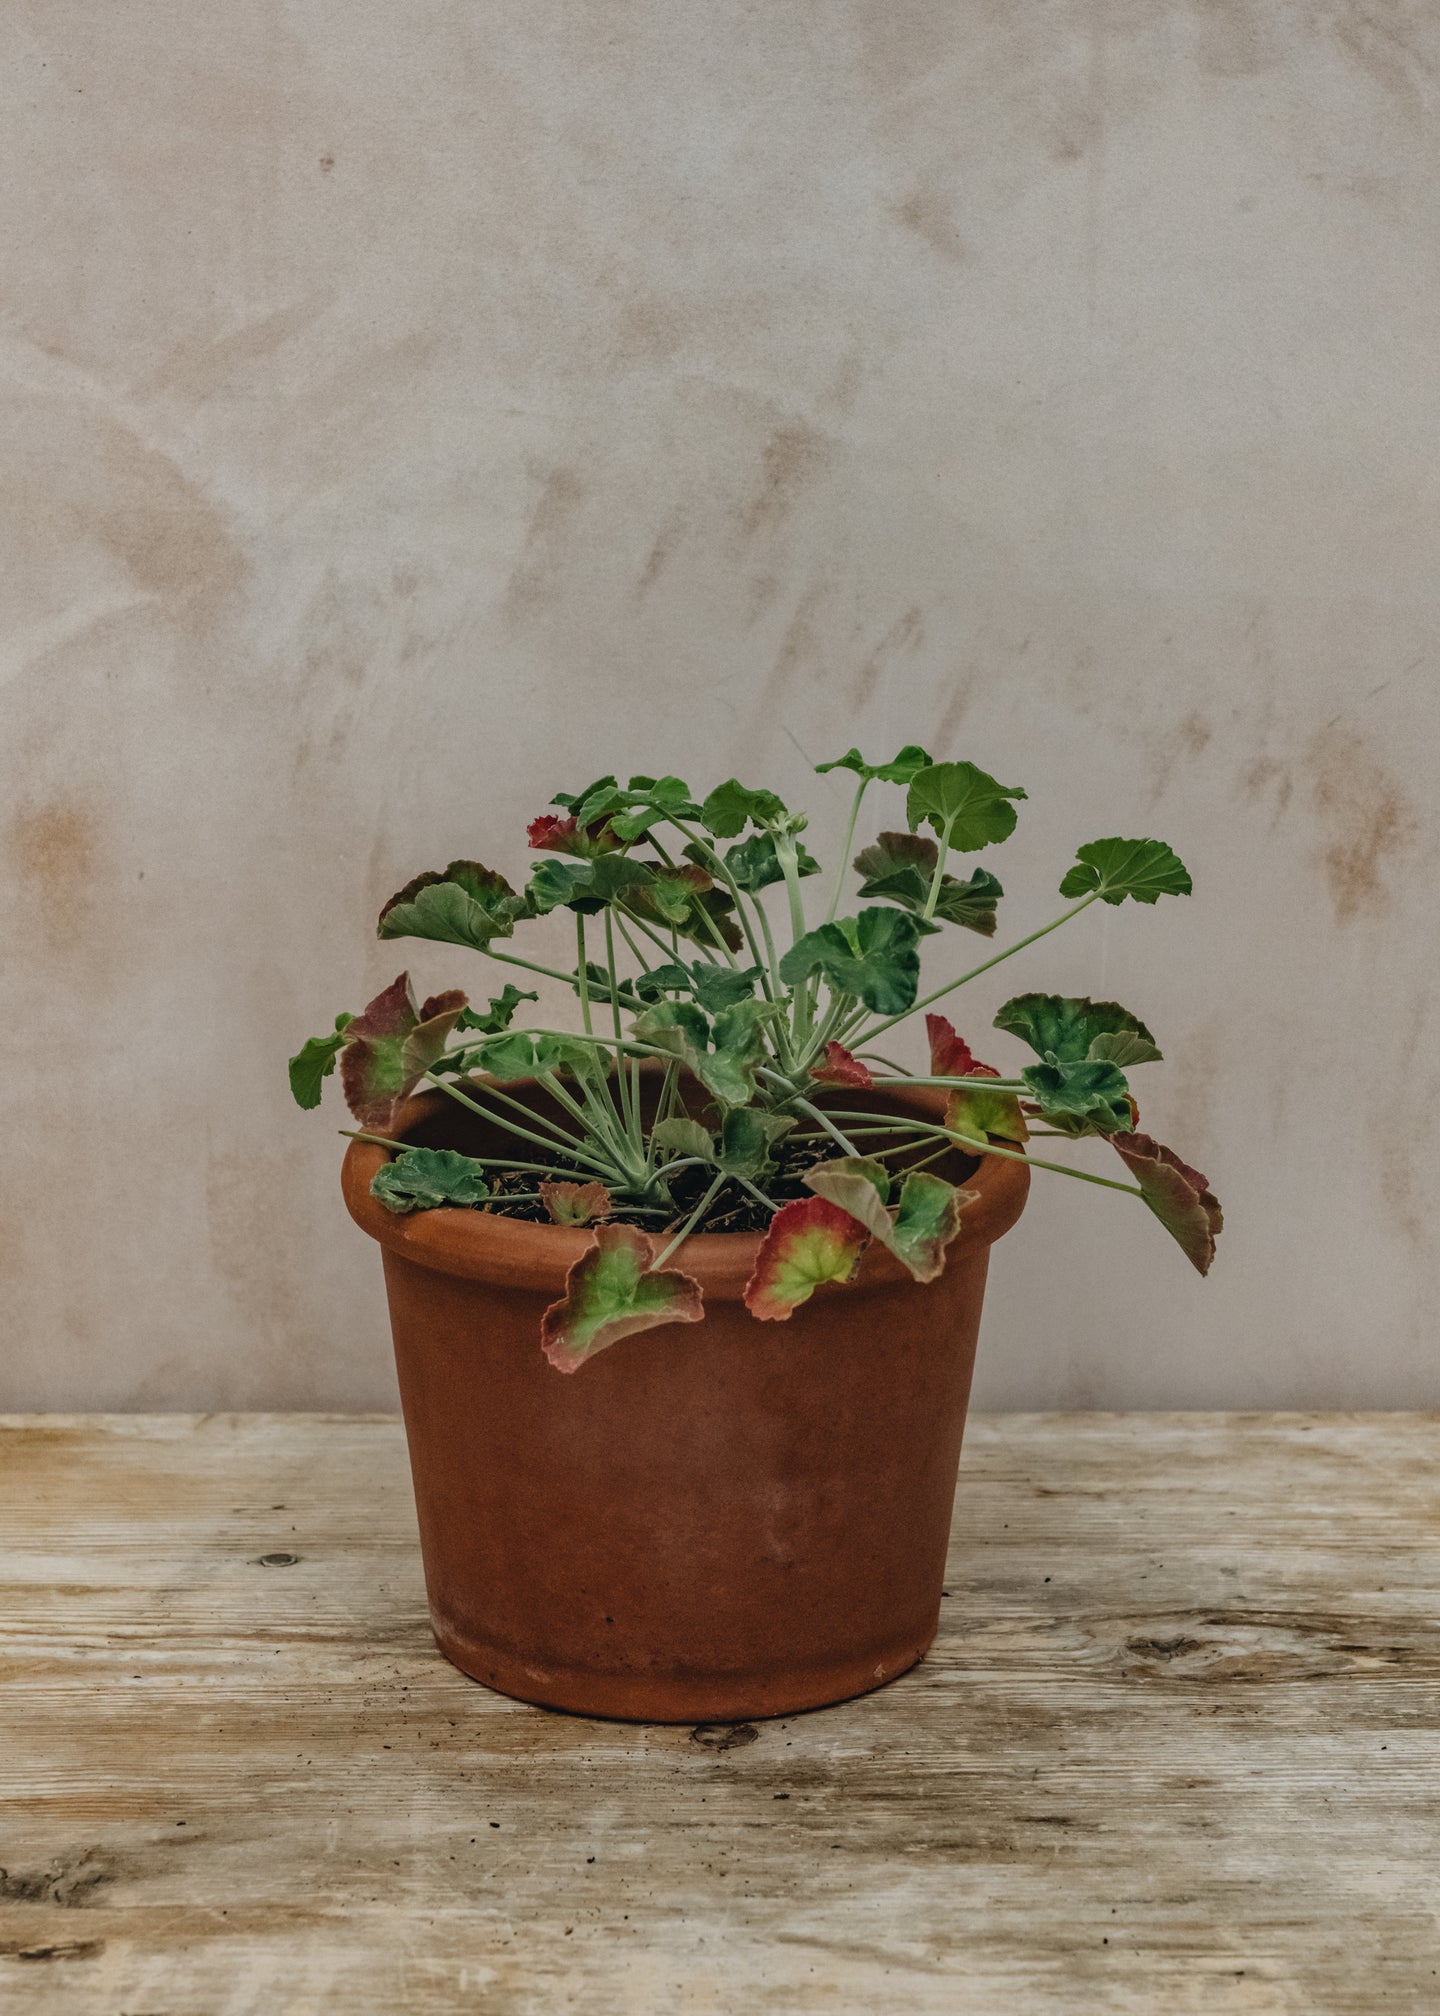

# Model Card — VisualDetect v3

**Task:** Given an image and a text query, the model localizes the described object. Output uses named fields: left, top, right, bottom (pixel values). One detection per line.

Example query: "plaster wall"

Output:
left=3, top=1, right=1437, bottom=1408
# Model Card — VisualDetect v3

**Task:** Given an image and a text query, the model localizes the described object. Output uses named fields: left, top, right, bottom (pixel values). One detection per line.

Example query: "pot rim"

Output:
left=341, top=1079, right=1030, bottom=1299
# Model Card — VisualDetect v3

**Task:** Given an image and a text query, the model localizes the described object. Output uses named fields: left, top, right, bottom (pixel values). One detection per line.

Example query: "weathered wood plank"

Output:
left=1, top=1413, right=1437, bottom=2013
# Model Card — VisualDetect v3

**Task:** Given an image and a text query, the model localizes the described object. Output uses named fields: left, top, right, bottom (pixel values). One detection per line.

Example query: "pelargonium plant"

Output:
left=292, top=751, right=1221, bottom=1372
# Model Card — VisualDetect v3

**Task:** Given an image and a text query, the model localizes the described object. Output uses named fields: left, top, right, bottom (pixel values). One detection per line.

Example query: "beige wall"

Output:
left=4, top=2, right=1437, bottom=1410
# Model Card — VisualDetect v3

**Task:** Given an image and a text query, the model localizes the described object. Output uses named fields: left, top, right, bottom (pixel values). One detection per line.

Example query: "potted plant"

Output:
left=292, top=749, right=1220, bottom=1722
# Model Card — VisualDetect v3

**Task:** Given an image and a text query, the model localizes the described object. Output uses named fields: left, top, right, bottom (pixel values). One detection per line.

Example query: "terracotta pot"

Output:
left=342, top=1078, right=1029, bottom=1723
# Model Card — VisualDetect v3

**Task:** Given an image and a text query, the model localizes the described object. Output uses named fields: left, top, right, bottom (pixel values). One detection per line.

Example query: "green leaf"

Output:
left=552, top=774, right=617, bottom=811
left=778, top=907, right=931, bottom=1015
left=890, top=1171, right=971, bottom=1281
left=538, top=1179, right=613, bottom=1226
left=906, top=761, right=1026, bottom=851
left=944, top=1083, right=1029, bottom=1145
left=1021, top=1056, right=1134, bottom=1136
left=815, top=745, right=933, bottom=785
left=455, top=985, right=537, bottom=1036
left=722, top=831, right=821, bottom=894
left=632, top=999, right=779, bottom=1107
left=699, top=778, right=791, bottom=839
left=1059, top=837, right=1192, bottom=905
left=632, top=962, right=692, bottom=1003
left=1088, top=1028, right=1163, bottom=1068
left=717, top=1107, right=794, bottom=1179
left=540, top=1224, right=705, bottom=1372
left=606, top=774, right=703, bottom=842
left=803, top=1155, right=891, bottom=1211
left=465, top=1031, right=596, bottom=1083
left=378, top=861, right=523, bottom=950
left=525, top=854, right=655, bottom=917
left=650, top=1117, right=716, bottom=1164
left=1110, top=1132, right=1222, bottom=1276
left=806, top=1160, right=970, bottom=1283
left=853, top=831, right=1002, bottom=937
left=743, top=1196, right=870, bottom=1320
left=370, top=1146, right=491, bottom=1214
left=340, top=976, right=469, bottom=1131
left=688, top=961, right=764, bottom=1014
left=994, top=994, right=1159, bottom=1065
left=288, top=1013, right=353, bottom=1110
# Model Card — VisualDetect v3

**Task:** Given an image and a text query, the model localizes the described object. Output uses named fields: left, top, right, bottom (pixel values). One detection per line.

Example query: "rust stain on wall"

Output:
left=853, top=607, right=926, bottom=708
left=893, top=188, right=969, bottom=264
left=736, top=425, right=828, bottom=542
left=1306, top=726, right=1420, bottom=924
left=91, top=432, right=246, bottom=619
left=10, top=803, right=101, bottom=952
left=501, top=466, right=585, bottom=623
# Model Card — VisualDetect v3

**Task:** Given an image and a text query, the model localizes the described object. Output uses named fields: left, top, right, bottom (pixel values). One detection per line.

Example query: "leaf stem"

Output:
left=826, top=778, right=868, bottom=923
left=653, top=1172, right=729, bottom=1268
left=858, top=892, right=1103, bottom=1044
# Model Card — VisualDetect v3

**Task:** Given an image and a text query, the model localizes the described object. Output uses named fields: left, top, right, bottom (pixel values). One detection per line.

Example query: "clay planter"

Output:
left=342, top=1078, right=1029, bottom=1724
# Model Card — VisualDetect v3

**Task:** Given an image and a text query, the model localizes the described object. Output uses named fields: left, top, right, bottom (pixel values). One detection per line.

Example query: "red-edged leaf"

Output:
left=810, top=1042, right=874, bottom=1089
left=540, top=1224, right=704, bottom=1373
left=539, top=1179, right=614, bottom=1227
left=803, top=1160, right=973, bottom=1284
left=339, top=974, right=468, bottom=1131
left=1110, top=1132, right=1223, bottom=1276
left=527, top=813, right=619, bottom=858
left=925, top=1013, right=999, bottom=1080
left=944, top=1083, right=1028, bottom=1145
left=743, top=1196, right=870, bottom=1321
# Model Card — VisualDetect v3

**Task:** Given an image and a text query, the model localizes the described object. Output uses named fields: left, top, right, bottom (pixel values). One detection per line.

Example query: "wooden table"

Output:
left=3, top=1414, right=1436, bottom=2013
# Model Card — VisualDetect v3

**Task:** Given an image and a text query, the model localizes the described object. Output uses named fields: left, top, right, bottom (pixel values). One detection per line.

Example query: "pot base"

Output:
left=429, top=1617, right=937, bottom=1724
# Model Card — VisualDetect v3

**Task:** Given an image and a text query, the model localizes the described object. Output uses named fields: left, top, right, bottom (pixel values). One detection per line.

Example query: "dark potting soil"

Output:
left=477, top=1133, right=843, bottom=1237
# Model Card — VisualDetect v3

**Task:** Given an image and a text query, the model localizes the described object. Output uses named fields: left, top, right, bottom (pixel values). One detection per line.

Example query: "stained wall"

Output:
left=3, top=1, right=1437, bottom=1408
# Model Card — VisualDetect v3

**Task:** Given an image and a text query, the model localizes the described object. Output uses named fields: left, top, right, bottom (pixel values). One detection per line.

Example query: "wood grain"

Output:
left=1, top=1413, right=1436, bottom=2012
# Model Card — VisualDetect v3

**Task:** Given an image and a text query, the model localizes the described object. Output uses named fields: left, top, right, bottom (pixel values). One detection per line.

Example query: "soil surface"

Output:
left=478, top=1134, right=845, bottom=1236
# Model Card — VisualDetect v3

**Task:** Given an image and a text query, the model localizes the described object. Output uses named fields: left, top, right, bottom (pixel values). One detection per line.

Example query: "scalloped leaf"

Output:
left=288, top=1013, right=354, bottom=1110
left=1059, top=837, right=1192, bottom=905
left=378, top=862, right=523, bottom=950
left=606, top=775, right=704, bottom=842
left=699, top=778, right=790, bottom=838
left=624, top=866, right=744, bottom=953
left=455, top=985, right=537, bottom=1036
left=815, top=745, right=933, bottom=785
left=525, top=854, right=655, bottom=917
left=463, top=1031, right=595, bottom=1082
left=1021, top=1056, right=1133, bottom=1135
left=743, top=1196, right=870, bottom=1321
left=925, top=1014, right=1000, bottom=1080
left=1110, top=1132, right=1222, bottom=1275
left=651, top=1117, right=716, bottom=1164
left=688, top=961, right=764, bottom=1014
left=944, top=1083, right=1029, bottom=1145
left=539, top=1179, right=613, bottom=1226
left=722, top=831, right=821, bottom=893
left=778, top=907, right=930, bottom=1015
left=810, top=1042, right=874, bottom=1089
left=890, top=1170, right=973, bottom=1281
left=803, top=1157, right=975, bottom=1281
left=906, top=762, right=1026, bottom=850
left=631, top=999, right=778, bottom=1106
left=540, top=1224, right=705, bottom=1373
left=339, top=976, right=468, bottom=1130
left=853, top=833, right=1002, bottom=936
left=526, top=812, right=621, bottom=857
left=370, top=1147, right=491, bottom=1215
left=718, top=1106, right=794, bottom=1179
left=994, top=994, right=1158, bottom=1065
left=1088, top=1028, right=1163, bottom=1068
